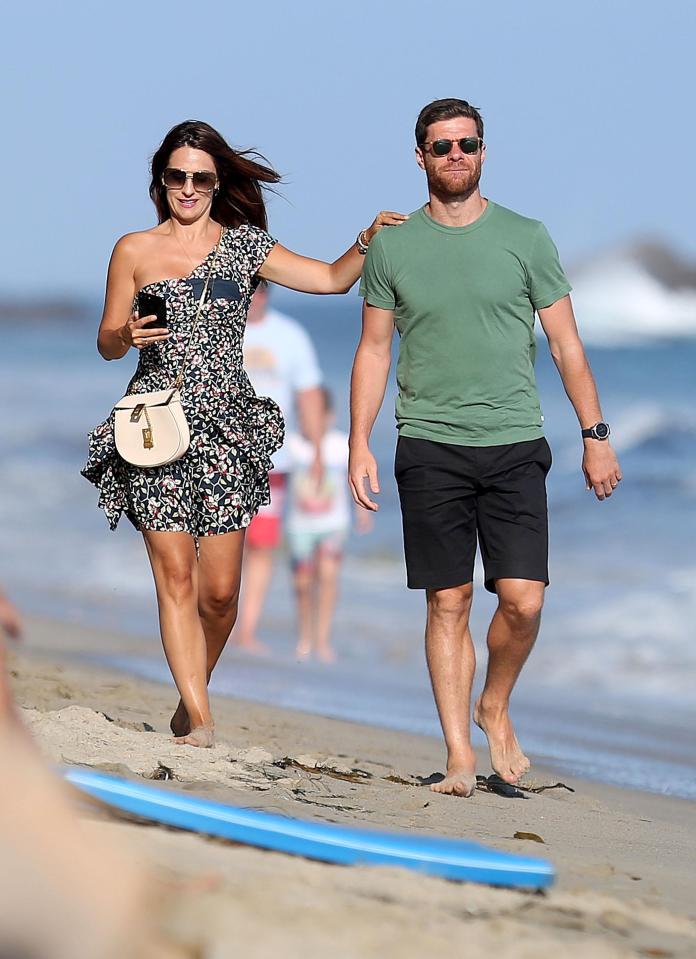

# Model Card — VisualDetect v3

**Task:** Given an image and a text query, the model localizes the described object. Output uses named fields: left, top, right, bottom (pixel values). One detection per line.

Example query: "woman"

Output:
left=82, top=120, right=405, bottom=747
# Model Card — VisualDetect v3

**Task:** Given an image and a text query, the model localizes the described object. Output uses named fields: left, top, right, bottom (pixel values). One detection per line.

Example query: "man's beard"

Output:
left=427, top=161, right=482, bottom=200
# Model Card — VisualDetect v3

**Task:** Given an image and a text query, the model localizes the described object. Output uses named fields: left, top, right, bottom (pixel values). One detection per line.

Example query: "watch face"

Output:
left=595, top=422, right=610, bottom=439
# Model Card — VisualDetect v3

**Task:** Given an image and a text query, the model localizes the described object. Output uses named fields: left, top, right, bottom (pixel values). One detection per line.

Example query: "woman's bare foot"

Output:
left=317, top=646, right=336, bottom=664
left=174, top=723, right=215, bottom=748
left=430, top=747, right=477, bottom=797
left=170, top=699, right=190, bottom=738
left=473, top=696, right=530, bottom=784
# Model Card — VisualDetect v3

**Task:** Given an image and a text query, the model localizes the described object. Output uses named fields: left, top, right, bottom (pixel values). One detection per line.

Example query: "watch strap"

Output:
left=582, top=422, right=610, bottom=440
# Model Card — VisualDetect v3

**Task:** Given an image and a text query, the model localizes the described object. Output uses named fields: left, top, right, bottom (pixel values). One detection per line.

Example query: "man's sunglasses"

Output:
left=422, top=137, right=483, bottom=157
left=162, top=168, right=218, bottom=193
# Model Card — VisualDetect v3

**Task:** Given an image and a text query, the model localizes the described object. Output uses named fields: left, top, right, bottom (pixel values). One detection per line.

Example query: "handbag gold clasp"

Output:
left=141, top=406, right=154, bottom=449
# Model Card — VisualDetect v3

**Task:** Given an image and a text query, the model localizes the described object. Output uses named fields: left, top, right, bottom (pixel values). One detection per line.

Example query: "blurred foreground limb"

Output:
left=0, top=585, right=22, bottom=723
left=0, top=585, right=22, bottom=641
left=0, top=615, right=191, bottom=959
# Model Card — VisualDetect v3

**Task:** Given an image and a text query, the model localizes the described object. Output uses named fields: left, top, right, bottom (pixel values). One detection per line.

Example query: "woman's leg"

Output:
left=170, top=530, right=245, bottom=737
left=142, top=529, right=213, bottom=747
left=197, top=529, right=246, bottom=673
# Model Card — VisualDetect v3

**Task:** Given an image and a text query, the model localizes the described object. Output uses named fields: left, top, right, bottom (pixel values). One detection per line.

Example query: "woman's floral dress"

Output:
left=81, top=224, right=284, bottom=536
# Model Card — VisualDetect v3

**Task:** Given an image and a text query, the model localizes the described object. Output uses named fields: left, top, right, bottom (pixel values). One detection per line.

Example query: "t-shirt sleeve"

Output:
left=527, top=223, right=573, bottom=310
left=291, top=325, right=323, bottom=391
left=359, top=234, right=396, bottom=309
left=242, top=224, right=277, bottom=276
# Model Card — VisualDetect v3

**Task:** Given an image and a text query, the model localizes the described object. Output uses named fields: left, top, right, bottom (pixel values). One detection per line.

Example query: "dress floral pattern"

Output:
left=81, top=224, right=284, bottom=536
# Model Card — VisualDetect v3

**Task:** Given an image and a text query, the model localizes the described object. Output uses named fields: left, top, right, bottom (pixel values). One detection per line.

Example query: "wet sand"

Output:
left=6, top=615, right=696, bottom=958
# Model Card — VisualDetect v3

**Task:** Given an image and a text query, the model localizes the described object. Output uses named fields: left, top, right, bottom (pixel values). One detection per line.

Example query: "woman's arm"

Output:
left=97, top=235, right=170, bottom=360
left=258, top=211, right=407, bottom=294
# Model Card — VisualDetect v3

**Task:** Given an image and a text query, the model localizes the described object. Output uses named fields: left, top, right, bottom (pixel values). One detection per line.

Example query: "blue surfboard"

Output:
left=64, top=767, right=554, bottom=889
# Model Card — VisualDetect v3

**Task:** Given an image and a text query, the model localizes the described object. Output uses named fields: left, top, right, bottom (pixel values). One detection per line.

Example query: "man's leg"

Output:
left=426, top=583, right=477, bottom=796
left=473, top=577, right=544, bottom=783
left=394, top=437, right=479, bottom=797
left=474, top=439, right=552, bottom=783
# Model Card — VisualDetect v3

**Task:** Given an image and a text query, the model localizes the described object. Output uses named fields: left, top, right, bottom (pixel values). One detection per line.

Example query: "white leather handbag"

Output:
left=113, top=232, right=222, bottom=468
left=113, top=388, right=191, bottom=468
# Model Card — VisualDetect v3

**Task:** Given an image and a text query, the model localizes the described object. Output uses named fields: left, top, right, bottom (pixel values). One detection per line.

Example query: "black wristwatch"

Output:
left=581, top=421, right=611, bottom=440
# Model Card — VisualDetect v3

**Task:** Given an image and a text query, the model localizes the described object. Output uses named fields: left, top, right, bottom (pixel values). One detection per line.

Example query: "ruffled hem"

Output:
left=81, top=392, right=284, bottom=535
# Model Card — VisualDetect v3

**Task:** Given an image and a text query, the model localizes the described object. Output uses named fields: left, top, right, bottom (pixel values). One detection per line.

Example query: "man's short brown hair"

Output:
left=415, top=98, right=484, bottom=145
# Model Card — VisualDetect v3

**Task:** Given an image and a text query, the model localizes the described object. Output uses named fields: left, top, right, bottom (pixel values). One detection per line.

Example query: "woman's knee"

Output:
left=199, top=581, right=241, bottom=620
left=144, top=532, right=198, bottom=606
left=154, top=560, right=196, bottom=605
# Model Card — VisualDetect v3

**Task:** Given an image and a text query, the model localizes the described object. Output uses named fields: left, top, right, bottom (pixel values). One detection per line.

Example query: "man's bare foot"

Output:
left=170, top=699, right=190, bottom=738
left=174, top=723, right=215, bottom=748
left=473, top=696, right=530, bottom=784
left=430, top=749, right=477, bottom=797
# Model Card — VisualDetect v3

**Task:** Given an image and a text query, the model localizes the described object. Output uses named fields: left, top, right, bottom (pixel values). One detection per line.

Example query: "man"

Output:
left=236, top=283, right=323, bottom=654
left=349, top=98, right=621, bottom=797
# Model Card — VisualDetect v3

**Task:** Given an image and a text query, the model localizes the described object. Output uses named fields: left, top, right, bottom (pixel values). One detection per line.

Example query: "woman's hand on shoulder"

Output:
left=258, top=211, right=409, bottom=295
left=363, top=211, right=409, bottom=243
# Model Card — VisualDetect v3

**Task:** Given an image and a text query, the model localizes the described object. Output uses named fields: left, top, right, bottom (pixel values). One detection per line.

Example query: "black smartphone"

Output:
left=137, top=291, right=168, bottom=330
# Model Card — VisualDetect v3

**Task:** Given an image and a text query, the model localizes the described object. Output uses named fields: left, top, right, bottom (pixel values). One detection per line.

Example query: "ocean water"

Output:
left=2, top=294, right=696, bottom=799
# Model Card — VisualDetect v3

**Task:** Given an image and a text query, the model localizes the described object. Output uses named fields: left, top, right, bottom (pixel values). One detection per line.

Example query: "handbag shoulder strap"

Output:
left=172, top=228, right=225, bottom=390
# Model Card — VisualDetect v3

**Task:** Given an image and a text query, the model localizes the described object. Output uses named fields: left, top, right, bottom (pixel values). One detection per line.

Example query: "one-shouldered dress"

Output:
left=81, top=223, right=284, bottom=535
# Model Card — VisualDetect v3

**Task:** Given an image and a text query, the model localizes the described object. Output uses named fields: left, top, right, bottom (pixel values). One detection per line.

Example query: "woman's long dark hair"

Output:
left=149, top=120, right=281, bottom=230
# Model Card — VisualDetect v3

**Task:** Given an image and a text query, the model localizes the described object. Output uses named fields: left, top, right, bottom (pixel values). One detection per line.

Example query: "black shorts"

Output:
left=394, top=436, right=552, bottom=593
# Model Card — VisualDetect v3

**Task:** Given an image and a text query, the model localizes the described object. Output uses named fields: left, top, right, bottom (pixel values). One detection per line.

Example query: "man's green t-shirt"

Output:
left=359, top=201, right=572, bottom=446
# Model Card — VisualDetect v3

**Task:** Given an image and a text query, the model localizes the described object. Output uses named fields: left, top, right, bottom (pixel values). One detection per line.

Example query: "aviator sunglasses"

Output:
left=422, top=137, right=483, bottom=157
left=162, top=167, right=218, bottom=193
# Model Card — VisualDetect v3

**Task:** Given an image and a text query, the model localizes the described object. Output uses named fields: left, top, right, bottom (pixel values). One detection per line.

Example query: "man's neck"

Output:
left=426, top=189, right=488, bottom=228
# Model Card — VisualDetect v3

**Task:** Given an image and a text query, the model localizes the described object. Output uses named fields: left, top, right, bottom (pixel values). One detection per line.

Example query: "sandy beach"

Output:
left=5, top=614, right=696, bottom=958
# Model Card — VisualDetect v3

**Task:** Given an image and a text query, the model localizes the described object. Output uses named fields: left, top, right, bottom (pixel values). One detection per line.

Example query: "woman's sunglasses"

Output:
left=422, top=137, right=483, bottom=157
left=162, top=168, right=218, bottom=193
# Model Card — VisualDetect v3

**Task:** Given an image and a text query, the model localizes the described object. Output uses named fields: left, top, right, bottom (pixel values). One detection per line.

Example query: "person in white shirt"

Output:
left=236, top=284, right=323, bottom=653
left=287, top=388, right=372, bottom=662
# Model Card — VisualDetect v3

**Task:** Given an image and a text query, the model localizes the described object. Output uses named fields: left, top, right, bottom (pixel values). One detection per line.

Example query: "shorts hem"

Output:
left=406, top=569, right=474, bottom=591
left=483, top=570, right=549, bottom=594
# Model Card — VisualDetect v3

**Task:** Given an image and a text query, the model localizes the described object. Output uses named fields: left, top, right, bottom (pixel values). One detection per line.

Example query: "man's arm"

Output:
left=538, top=295, right=622, bottom=500
left=349, top=303, right=394, bottom=510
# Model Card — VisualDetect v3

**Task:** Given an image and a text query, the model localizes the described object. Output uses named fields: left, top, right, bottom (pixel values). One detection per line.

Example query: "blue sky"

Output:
left=1, top=0, right=693, bottom=296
